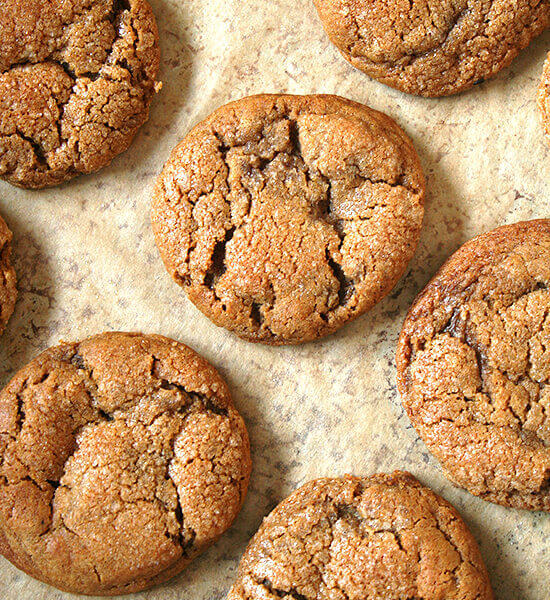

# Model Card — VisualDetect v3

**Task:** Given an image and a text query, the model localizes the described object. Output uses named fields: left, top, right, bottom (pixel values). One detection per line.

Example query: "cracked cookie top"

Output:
left=228, top=472, right=493, bottom=600
left=538, top=52, right=550, bottom=143
left=313, top=0, right=549, bottom=97
left=0, top=215, right=16, bottom=335
left=397, top=220, right=550, bottom=511
left=0, top=0, right=160, bottom=189
left=152, top=94, right=425, bottom=345
left=0, top=332, right=251, bottom=595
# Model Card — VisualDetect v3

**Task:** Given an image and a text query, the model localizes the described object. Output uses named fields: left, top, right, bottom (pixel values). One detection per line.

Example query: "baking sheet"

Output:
left=0, top=1, right=549, bottom=598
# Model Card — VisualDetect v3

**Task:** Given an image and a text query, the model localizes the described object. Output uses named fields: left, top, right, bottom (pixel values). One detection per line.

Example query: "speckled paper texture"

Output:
left=0, top=2, right=549, bottom=599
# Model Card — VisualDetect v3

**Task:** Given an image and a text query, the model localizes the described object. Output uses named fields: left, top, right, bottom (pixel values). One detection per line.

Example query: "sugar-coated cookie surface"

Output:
left=397, top=220, right=550, bottom=511
left=538, top=52, right=550, bottom=142
left=0, top=214, right=16, bottom=335
left=0, top=0, right=160, bottom=189
left=0, top=332, right=251, bottom=595
left=228, top=472, right=494, bottom=600
left=152, top=94, right=425, bottom=345
left=313, top=0, right=549, bottom=97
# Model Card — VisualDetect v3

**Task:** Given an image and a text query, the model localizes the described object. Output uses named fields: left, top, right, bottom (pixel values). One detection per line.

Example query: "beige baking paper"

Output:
left=0, top=1, right=549, bottom=599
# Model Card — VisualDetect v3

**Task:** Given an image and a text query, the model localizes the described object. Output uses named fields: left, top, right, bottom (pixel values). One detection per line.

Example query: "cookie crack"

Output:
left=324, top=248, right=355, bottom=309
left=204, top=226, right=235, bottom=291
left=58, top=60, right=99, bottom=83
left=347, top=5, right=470, bottom=67
left=150, top=356, right=229, bottom=417
left=430, top=514, right=475, bottom=572
left=69, top=350, right=113, bottom=422
left=256, top=577, right=310, bottom=600
left=169, top=499, right=196, bottom=554
left=12, top=378, right=29, bottom=438
left=13, top=130, right=48, bottom=168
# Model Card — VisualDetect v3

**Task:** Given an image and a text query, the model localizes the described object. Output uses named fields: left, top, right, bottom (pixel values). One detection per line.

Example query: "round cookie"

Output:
left=0, top=332, right=251, bottom=595
left=0, top=214, right=17, bottom=334
left=152, top=94, right=425, bottom=345
left=228, top=472, right=494, bottom=600
left=0, top=0, right=160, bottom=189
left=313, top=0, right=549, bottom=97
left=538, top=52, right=550, bottom=142
left=397, top=220, right=550, bottom=511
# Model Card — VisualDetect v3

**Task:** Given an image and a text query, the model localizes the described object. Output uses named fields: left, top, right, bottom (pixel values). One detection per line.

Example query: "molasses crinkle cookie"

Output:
left=0, top=0, right=160, bottom=189
left=0, top=332, right=251, bottom=595
left=228, top=472, right=494, bottom=600
left=538, top=52, right=550, bottom=142
left=0, top=213, right=16, bottom=334
left=397, top=220, right=550, bottom=510
left=152, top=94, right=425, bottom=345
left=313, top=0, right=549, bottom=97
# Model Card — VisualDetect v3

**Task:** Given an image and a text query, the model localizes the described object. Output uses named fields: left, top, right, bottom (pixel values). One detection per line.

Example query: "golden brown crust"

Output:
left=538, top=52, right=550, bottom=142
left=152, top=93, right=425, bottom=345
left=0, top=214, right=17, bottom=335
left=313, top=0, right=549, bottom=97
left=397, top=220, right=550, bottom=511
left=228, top=472, right=494, bottom=600
left=0, top=332, right=251, bottom=595
left=0, top=0, right=160, bottom=189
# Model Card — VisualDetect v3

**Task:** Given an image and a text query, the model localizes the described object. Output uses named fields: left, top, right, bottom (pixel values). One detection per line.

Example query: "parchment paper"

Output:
left=0, top=1, right=549, bottom=598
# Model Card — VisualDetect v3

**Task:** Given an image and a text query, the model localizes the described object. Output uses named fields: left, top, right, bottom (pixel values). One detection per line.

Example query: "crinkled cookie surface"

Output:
left=0, top=332, right=251, bottom=595
left=313, top=0, right=549, bottom=96
left=0, top=0, right=160, bottom=188
left=538, top=52, right=550, bottom=142
left=228, top=472, right=494, bottom=600
left=398, top=220, right=550, bottom=510
left=152, top=94, right=425, bottom=345
left=0, top=215, right=16, bottom=335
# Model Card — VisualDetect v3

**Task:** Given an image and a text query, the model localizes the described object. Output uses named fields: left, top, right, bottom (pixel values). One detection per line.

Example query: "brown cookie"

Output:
left=538, top=52, right=550, bottom=142
left=0, top=0, right=160, bottom=189
left=0, top=332, right=251, bottom=595
left=0, top=214, right=16, bottom=334
left=397, top=220, right=550, bottom=511
left=313, top=1, right=549, bottom=97
left=152, top=94, right=425, bottom=345
left=228, top=472, right=494, bottom=600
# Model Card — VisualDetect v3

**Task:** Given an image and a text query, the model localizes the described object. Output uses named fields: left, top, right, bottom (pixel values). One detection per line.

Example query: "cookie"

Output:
left=152, top=94, right=425, bottom=345
left=0, top=214, right=16, bottom=335
left=397, top=220, right=550, bottom=511
left=228, top=472, right=494, bottom=600
left=538, top=52, right=550, bottom=142
left=0, top=0, right=160, bottom=189
left=313, top=1, right=549, bottom=97
left=0, top=332, right=251, bottom=595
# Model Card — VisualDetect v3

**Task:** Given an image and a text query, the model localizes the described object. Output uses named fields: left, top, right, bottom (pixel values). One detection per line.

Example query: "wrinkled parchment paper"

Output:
left=0, top=1, right=549, bottom=598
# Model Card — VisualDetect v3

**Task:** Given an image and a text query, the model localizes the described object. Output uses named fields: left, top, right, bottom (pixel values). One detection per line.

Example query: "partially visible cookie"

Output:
left=0, top=0, right=160, bottom=189
left=228, top=472, right=494, bottom=600
left=0, top=332, right=251, bottom=595
left=0, top=214, right=16, bottom=334
left=152, top=94, right=425, bottom=345
left=313, top=0, right=549, bottom=97
left=397, top=220, right=550, bottom=511
left=538, top=52, right=550, bottom=141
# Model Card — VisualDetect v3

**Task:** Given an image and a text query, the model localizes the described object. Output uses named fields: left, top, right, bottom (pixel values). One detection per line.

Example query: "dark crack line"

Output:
left=14, top=129, right=48, bottom=168
left=204, top=226, right=235, bottom=290
left=325, top=248, right=354, bottom=308
left=151, top=356, right=229, bottom=417
left=257, top=578, right=309, bottom=600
